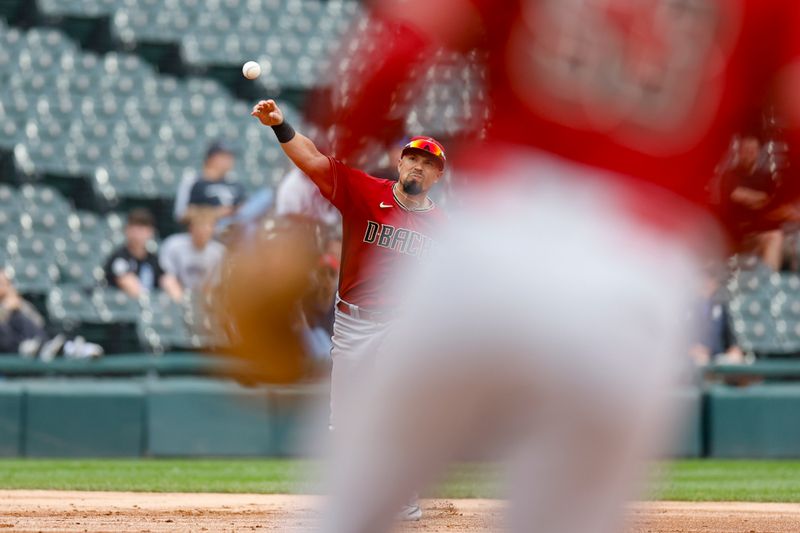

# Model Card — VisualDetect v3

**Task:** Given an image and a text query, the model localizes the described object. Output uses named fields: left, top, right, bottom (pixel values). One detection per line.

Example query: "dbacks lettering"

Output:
left=363, top=220, right=435, bottom=259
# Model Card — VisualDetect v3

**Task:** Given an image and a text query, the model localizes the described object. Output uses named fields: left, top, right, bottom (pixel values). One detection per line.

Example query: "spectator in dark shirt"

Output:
left=0, top=268, right=46, bottom=354
left=174, top=140, right=245, bottom=222
left=104, top=208, right=182, bottom=302
left=0, top=268, right=102, bottom=359
left=724, top=136, right=776, bottom=210
left=723, top=135, right=784, bottom=270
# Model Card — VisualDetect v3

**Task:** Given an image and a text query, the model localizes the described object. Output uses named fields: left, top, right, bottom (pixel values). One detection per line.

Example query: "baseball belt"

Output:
left=336, top=299, right=395, bottom=323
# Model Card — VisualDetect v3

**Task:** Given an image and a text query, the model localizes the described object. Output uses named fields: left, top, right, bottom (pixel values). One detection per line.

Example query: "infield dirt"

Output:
left=1, top=490, right=799, bottom=532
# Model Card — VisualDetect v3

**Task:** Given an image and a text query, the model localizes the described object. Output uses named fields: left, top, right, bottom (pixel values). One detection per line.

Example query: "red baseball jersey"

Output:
left=322, top=157, right=445, bottom=309
left=329, top=0, right=800, bottom=237
left=463, top=0, right=800, bottom=210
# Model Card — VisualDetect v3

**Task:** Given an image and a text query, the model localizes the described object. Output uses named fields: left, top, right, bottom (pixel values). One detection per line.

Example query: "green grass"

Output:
left=1, top=459, right=800, bottom=502
left=651, top=460, right=800, bottom=502
left=0, top=459, right=318, bottom=494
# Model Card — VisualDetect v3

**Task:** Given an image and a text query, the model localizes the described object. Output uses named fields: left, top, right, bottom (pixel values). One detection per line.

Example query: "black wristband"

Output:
left=271, top=121, right=296, bottom=143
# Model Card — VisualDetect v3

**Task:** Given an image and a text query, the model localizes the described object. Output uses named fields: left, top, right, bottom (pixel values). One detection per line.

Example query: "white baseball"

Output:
left=242, top=61, right=261, bottom=80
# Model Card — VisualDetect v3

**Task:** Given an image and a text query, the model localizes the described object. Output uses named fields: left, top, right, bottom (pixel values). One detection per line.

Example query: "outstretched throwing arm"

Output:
left=251, top=99, right=334, bottom=199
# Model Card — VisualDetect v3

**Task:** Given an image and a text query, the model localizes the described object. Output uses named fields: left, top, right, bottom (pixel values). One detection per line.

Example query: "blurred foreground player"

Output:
left=318, top=2, right=800, bottom=533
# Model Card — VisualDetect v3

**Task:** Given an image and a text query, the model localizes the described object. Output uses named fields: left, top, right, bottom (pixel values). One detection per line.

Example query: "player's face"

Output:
left=397, top=151, right=443, bottom=195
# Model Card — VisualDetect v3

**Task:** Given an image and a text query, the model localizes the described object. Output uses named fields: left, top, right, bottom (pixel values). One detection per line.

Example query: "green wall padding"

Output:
left=268, top=385, right=328, bottom=457
left=0, top=383, right=23, bottom=457
left=22, top=376, right=800, bottom=459
left=708, top=384, right=800, bottom=458
left=669, top=387, right=704, bottom=458
left=24, top=380, right=145, bottom=457
left=145, top=378, right=273, bottom=456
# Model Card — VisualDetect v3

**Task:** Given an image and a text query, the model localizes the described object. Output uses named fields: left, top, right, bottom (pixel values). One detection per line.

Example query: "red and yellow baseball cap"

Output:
left=401, top=136, right=446, bottom=166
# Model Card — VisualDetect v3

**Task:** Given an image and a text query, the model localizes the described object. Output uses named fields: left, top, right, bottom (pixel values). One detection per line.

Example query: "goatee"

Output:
left=402, top=180, right=423, bottom=195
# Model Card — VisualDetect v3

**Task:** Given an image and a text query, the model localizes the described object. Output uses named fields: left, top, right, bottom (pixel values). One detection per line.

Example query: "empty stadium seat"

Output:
left=0, top=207, right=20, bottom=236
left=91, top=287, right=141, bottom=323
left=46, top=283, right=99, bottom=326
left=58, top=258, right=106, bottom=289
left=6, top=257, right=59, bottom=295
left=137, top=290, right=194, bottom=352
left=0, top=183, right=17, bottom=204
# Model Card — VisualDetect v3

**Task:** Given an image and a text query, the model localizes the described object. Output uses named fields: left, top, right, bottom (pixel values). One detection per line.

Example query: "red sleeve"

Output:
left=750, top=2, right=800, bottom=223
left=308, top=1, right=495, bottom=162
left=324, top=156, right=375, bottom=212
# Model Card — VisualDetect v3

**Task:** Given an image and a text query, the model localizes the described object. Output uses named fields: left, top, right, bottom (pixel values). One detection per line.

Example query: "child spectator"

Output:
left=104, top=208, right=182, bottom=302
left=159, top=207, right=226, bottom=293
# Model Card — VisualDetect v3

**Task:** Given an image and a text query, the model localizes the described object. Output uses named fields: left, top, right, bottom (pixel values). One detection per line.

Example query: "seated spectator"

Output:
left=723, top=135, right=784, bottom=270
left=0, top=268, right=102, bottom=360
left=688, top=266, right=744, bottom=366
left=174, top=141, right=245, bottom=223
left=0, top=267, right=46, bottom=355
left=159, top=207, right=226, bottom=294
left=104, top=208, right=182, bottom=302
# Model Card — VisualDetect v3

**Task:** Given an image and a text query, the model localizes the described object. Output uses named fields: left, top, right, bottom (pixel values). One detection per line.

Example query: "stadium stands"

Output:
left=0, top=10, right=293, bottom=354
left=0, top=21, right=293, bottom=200
left=727, top=257, right=800, bottom=358
left=2, top=0, right=795, bottom=365
left=18, top=0, right=486, bottom=135
left=0, top=0, right=487, bottom=357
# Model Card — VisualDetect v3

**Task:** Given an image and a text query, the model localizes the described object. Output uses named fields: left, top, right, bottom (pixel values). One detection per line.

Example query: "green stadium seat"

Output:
left=0, top=119, right=24, bottom=147
left=57, top=256, right=105, bottom=289
left=56, top=231, right=96, bottom=265
left=73, top=210, right=110, bottom=240
left=138, top=291, right=192, bottom=352
left=57, top=230, right=117, bottom=261
left=0, top=183, right=16, bottom=204
left=731, top=315, right=783, bottom=355
left=19, top=209, right=73, bottom=235
left=183, top=291, right=228, bottom=349
left=0, top=209, right=20, bottom=236
left=38, top=0, right=117, bottom=19
left=18, top=143, right=72, bottom=175
left=5, top=233, right=59, bottom=260
left=1, top=92, right=31, bottom=118
left=137, top=314, right=194, bottom=353
left=6, top=257, right=59, bottom=295
left=91, top=287, right=141, bottom=323
left=47, top=283, right=98, bottom=326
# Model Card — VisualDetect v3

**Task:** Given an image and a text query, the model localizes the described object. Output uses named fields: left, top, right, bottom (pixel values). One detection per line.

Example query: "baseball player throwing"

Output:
left=251, top=99, right=446, bottom=520
left=305, top=1, right=800, bottom=533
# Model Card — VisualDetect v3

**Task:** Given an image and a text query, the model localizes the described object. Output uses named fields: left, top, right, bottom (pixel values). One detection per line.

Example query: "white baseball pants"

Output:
left=322, top=151, right=721, bottom=533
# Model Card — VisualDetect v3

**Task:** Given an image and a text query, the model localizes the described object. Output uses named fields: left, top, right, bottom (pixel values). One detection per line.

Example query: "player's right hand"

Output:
left=251, top=99, right=284, bottom=127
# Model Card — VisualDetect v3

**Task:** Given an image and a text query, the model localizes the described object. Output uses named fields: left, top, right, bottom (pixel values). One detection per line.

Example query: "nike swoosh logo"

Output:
left=379, top=202, right=393, bottom=208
